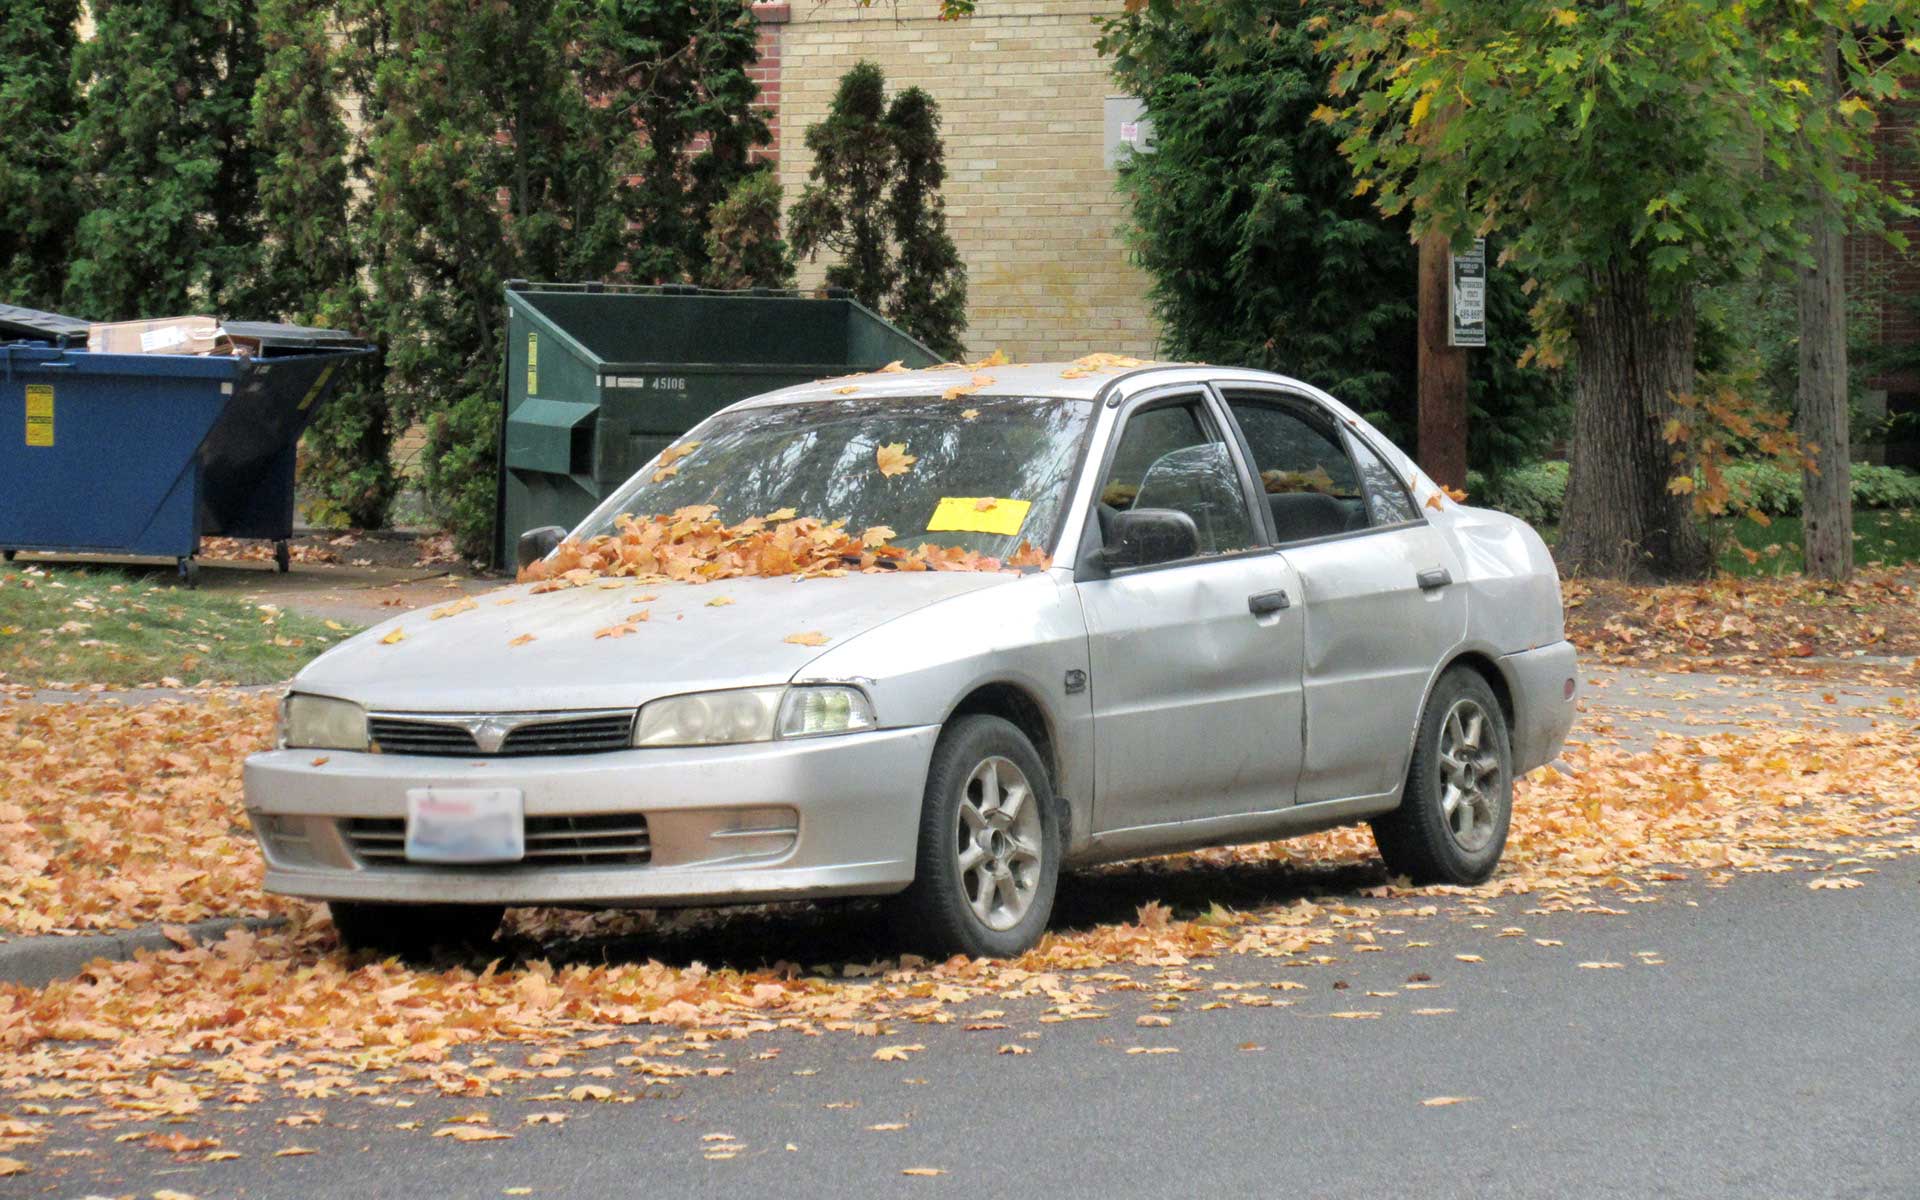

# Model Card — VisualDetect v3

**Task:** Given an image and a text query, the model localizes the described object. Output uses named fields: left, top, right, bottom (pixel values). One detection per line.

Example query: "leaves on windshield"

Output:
left=652, top=442, right=701, bottom=483
left=519, top=506, right=1051, bottom=591
left=961, top=408, right=980, bottom=420
left=875, top=444, right=918, bottom=477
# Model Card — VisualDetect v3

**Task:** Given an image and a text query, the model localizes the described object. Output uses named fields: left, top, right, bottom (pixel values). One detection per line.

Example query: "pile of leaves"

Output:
left=520, top=507, right=1050, bottom=588
left=1563, top=568, right=1920, bottom=671
left=1, top=698, right=1914, bottom=1145
left=0, top=697, right=285, bottom=935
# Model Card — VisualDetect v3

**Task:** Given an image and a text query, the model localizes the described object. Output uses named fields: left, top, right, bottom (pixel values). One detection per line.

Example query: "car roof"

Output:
left=732, top=361, right=1330, bottom=410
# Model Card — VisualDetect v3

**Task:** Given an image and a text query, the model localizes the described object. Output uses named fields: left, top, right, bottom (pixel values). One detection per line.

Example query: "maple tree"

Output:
left=1315, top=0, right=1919, bottom=580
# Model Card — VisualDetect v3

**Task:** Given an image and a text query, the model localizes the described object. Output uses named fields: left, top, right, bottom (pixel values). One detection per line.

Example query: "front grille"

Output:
left=368, top=711, right=635, bottom=757
left=344, top=813, right=653, bottom=867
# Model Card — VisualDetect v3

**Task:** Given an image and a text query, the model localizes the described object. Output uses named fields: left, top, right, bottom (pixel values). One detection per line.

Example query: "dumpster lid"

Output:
left=0, top=303, right=91, bottom=346
left=221, top=321, right=370, bottom=353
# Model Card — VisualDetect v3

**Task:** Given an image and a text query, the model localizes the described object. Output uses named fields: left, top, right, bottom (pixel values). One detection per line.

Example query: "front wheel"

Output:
left=1371, top=667, right=1513, bottom=885
left=328, top=901, right=505, bottom=958
left=892, top=715, right=1061, bottom=958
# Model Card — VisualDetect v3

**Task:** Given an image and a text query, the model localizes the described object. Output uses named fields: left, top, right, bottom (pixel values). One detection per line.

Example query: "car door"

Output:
left=1075, top=387, right=1306, bottom=834
left=1220, top=387, right=1467, bottom=806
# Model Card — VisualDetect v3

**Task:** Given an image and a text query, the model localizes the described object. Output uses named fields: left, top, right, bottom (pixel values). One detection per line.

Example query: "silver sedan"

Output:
left=244, top=362, right=1577, bottom=957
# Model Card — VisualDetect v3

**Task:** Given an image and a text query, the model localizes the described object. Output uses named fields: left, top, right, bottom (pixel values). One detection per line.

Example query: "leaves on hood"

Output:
left=784, top=631, right=831, bottom=647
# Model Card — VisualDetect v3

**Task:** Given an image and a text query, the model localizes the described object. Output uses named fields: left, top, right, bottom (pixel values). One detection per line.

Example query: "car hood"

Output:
left=293, top=571, right=1021, bottom=713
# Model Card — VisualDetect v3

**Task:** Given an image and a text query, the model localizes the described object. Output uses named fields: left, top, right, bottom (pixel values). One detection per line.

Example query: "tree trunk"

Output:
left=1797, top=35, right=1852, bottom=582
left=1557, top=260, right=1711, bottom=580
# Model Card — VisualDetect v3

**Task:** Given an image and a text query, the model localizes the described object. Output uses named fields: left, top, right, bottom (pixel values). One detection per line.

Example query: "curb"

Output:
left=0, top=916, right=285, bottom=989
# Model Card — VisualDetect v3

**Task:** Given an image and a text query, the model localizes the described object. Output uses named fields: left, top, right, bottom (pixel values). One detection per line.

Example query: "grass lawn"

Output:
left=1715, top=506, right=1920, bottom=576
left=0, top=565, right=358, bottom=688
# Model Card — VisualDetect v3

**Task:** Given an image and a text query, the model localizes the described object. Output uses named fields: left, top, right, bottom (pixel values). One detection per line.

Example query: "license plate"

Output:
left=405, top=788, right=525, bottom=863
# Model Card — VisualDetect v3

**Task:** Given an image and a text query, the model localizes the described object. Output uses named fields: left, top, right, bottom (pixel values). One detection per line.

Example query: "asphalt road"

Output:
left=18, top=855, right=1916, bottom=1200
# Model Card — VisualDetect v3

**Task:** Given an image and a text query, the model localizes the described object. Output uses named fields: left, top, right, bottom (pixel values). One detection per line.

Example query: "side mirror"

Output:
left=1106, top=508, right=1199, bottom=569
left=516, top=525, right=566, bottom=571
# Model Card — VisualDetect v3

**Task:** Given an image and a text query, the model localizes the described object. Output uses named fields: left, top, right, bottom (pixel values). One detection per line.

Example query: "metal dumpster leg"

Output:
left=177, top=558, right=199, bottom=588
left=274, top=540, right=291, bottom=573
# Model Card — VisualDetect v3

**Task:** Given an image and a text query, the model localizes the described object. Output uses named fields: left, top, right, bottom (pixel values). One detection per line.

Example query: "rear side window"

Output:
left=1223, top=394, right=1368, bottom=544
left=1346, top=432, right=1421, bottom=526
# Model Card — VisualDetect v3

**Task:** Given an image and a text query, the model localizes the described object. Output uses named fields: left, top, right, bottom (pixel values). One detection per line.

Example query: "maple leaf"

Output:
left=875, top=443, right=917, bottom=476
left=273, top=1147, right=316, bottom=1157
left=785, top=631, right=831, bottom=646
left=1424, top=492, right=1446, bottom=511
left=973, top=498, right=998, bottom=512
left=878, top=360, right=908, bottom=373
left=508, top=633, right=537, bottom=647
left=0, top=1158, right=27, bottom=1177
left=871, top=1044, right=924, bottom=1062
left=997, top=1043, right=1031, bottom=1055
left=706, top=596, right=734, bottom=606
left=971, top=348, right=1009, bottom=368
left=594, top=613, right=649, bottom=639
left=1442, top=484, right=1468, bottom=503
left=429, top=597, right=477, bottom=620
left=1422, top=1096, right=1477, bottom=1107
left=902, top=1168, right=946, bottom=1177
left=960, top=408, right=980, bottom=420
left=380, top=628, right=406, bottom=645
left=835, top=386, right=860, bottom=395
left=861, top=526, right=896, bottom=547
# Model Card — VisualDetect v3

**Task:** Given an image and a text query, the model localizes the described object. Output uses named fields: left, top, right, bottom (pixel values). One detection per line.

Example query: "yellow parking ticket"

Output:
left=928, top=496, right=1031, bottom=537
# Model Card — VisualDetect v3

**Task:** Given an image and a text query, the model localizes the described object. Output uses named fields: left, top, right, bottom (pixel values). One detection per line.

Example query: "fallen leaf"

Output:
left=1422, top=1096, right=1477, bottom=1107
left=380, top=628, right=405, bottom=645
left=525, top=1113, right=567, bottom=1126
left=960, top=408, right=980, bottom=420
left=309, top=755, right=330, bottom=767
left=1455, top=954, right=1483, bottom=963
left=997, top=1044, right=1031, bottom=1055
left=785, top=631, right=831, bottom=647
left=871, top=1044, right=924, bottom=1062
left=706, top=596, right=734, bottom=607
left=867, top=1123, right=908, bottom=1132
left=0, top=1158, right=26, bottom=1177
left=1578, top=962, right=1624, bottom=970
left=1329, top=1011, right=1382, bottom=1020
left=273, top=1147, right=317, bottom=1157
left=435, top=1126, right=513, bottom=1142
left=902, top=1168, right=946, bottom=1177
left=508, top=633, right=536, bottom=647
left=876, top=443, right=917, bottom=477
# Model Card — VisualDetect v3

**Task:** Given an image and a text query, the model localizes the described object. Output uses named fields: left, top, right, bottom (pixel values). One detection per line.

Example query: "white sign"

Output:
left=1449, top=239, right=1487, bottom=349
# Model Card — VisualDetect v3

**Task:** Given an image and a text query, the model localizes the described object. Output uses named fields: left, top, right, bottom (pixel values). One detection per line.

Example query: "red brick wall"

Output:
left=749, top=2, right=788, bottom=164
left=1851, top=102, right=1919, bottom=393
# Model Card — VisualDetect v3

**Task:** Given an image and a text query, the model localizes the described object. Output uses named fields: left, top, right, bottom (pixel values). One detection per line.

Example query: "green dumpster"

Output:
left=498, top=282, right=939, bottom=561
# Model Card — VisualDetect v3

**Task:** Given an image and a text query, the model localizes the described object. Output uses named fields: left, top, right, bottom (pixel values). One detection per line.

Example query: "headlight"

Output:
left=633, top=685, right=876, bottom=747
left=777, top=685, right=877, bottom=738
left=282, top=694, right=369, bottom=751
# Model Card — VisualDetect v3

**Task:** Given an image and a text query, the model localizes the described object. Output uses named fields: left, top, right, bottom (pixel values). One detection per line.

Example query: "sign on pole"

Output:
left=1448, top=239, right=1487, bottom=348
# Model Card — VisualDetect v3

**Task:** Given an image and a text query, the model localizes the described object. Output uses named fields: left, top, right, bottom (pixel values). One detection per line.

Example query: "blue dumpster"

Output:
left=0, top=320, right=372, bottom=583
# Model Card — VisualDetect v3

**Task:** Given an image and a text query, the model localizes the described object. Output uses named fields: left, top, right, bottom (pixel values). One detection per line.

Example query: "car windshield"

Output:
left=578, top=396, right=1094, bottom=559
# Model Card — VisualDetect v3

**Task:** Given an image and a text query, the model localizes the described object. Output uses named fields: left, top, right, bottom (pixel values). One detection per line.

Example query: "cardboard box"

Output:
left=86, top=316, right=253, bottom=356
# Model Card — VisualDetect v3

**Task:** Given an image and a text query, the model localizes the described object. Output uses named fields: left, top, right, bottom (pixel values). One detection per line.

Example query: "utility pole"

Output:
left=1417, top=230, right=1471, bottom=492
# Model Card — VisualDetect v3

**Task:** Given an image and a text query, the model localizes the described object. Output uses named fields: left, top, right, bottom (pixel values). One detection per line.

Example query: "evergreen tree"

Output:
left=368, top=0, right=622, bottom=556
left=583, top=0, right=770, bottom=283
left=0, top=0, right=82, bottom=311
left=253, top=0, right=396, bottom=528
left=884, top=87, right=966, bottom=361
left=791, top=62, right=969, bottom=355
left=64, top=0, right=264, bottom=320
left=790, top=62, right=897, bottom=310
left=702, top=170, right=796, bottom=289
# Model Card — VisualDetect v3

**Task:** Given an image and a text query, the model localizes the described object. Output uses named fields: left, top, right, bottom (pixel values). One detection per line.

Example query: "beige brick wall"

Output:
left=775, top=0, right=1161, bottom=362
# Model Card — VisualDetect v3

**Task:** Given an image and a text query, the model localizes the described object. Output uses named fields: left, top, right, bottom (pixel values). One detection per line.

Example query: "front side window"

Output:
left=577, top=396, right=1094, bottom=559
left=1098, top=398, right=1259, bottom=557
left=1224, top=393, right=1368, bottom=543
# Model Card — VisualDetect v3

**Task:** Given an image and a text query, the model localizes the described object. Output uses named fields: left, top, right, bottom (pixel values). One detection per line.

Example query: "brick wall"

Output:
left=749, top=2, right=786, bottom=162
left=768, top=0, right=1160, bottom=362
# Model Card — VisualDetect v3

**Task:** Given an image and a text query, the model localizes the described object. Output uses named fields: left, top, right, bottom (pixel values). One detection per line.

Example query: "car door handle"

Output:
left=1417, top=567, right=1453, bottom=591
left=1248, top=589, right=1291, bottom=615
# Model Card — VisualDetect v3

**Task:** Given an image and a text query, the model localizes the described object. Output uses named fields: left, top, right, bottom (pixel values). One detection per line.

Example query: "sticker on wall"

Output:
left=526, top=331, right=539, bottom=396
left=928, top=496, right=1031, bottom=537
left=24, top=384, right=53, bottom=447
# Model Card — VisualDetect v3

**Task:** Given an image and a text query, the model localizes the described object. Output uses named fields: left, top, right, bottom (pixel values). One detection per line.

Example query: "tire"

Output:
left=892, top=715, right=1061, bottom=958
left=1371, top=666, right=1513, bottom=885
left=328, top=901, right=505, bottom=958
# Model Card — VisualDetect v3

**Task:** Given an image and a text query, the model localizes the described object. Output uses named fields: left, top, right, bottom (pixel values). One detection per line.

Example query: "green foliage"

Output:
left=1473, top=459, right=1920, bottom=526
left=703, top=170, right=796, bottom=289
left=63, top=0, right=265, bottom=320
left=791, top=63, right=897, bottom=310
left=582, top=0, right=769, bottom=285
left=791, top=61, right=968, bottom=356
left=1317, top=0, right=1917, bottom=357
left=0, top=0, right=81, bottom=310
left=883, top=87, right=967, bottom=361
left=253, top=0, right=396, bottom=529
left=1101, top=5, right=1564, bottom=471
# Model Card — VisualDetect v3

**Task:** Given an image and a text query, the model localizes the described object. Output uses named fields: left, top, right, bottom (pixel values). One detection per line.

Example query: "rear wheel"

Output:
left=893, top=715, right=1060, bottom=958
left=328, top=901, right=505, bottom=958
left=1371, top=667, right=1513, bottom=884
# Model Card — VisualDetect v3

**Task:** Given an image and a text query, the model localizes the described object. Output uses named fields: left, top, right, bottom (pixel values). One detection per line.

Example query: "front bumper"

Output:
left=1500, top=639, right=1578, bottom=773
left=242, top=725, right=939, bottom=907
